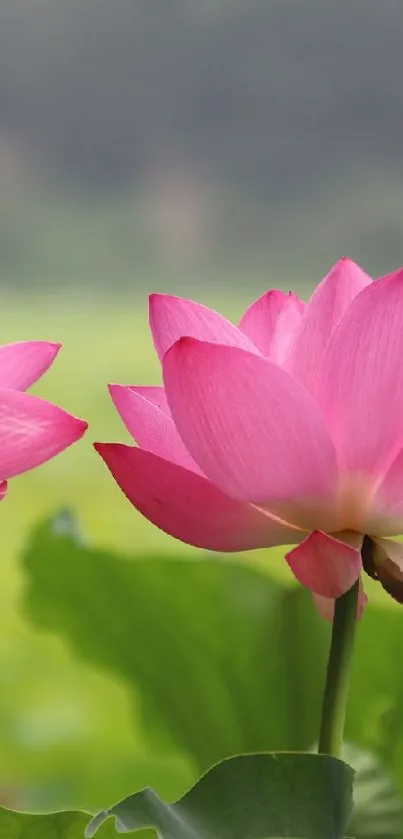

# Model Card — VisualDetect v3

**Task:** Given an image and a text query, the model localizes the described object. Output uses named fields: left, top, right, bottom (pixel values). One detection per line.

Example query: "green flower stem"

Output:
left=318, top=579, right=360, bottom=758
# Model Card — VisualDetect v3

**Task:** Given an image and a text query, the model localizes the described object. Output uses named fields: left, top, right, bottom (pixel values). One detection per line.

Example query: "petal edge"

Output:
left=95, top=443, right=301, bottom=552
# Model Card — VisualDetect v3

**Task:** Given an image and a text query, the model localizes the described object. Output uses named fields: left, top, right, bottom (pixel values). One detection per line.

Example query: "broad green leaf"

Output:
left=86, top=753, right=354, bottom=839
left=0, top=806, right=108, bottom=838
left=0, top=802, right=150, bottom=838
left=22, top=514, right=329, bottom=774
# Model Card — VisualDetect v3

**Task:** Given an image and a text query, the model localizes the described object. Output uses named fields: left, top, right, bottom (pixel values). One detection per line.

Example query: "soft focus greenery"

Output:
left=5, top=511, right=402, bottom=838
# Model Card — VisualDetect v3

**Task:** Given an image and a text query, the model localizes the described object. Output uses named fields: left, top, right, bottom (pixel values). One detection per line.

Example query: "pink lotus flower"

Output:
left=0, top=340, right=87, bottom=497
left=95, top=258, right=403, bottom=618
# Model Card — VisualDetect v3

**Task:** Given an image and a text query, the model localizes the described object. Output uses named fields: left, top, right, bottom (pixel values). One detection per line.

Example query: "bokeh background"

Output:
left=1, top=1, right=403, bottom=829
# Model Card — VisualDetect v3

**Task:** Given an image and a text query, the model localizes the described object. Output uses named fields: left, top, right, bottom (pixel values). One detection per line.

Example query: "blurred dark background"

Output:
left=1, top=0, right=403, bottom=291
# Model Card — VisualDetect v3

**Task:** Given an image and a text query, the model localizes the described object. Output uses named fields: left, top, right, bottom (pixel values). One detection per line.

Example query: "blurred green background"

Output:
left=1, top=2, right=403, bottom=835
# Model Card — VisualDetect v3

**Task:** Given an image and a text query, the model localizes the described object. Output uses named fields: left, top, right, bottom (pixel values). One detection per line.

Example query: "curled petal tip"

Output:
left=93, top=441, right=108, bottom=456
left=162, top=334, right=196, bottom=361
left=148, top=291, right=164, bottom=313
left=50, top=342, right=63, bottom=360
left=172, top=335, right=194, bottom=349
left=76, top=417, right=89, bottom=435
left=39, top=341, right=62, bottom=359
left=108, top=383, right=133, bottom=407
left=0, top=340, right=66, bottom=391
left=69, top=416, right=89, bottom=442
left=108, top=382, right=123, bottom=399
left=0, top=389, right=89, bottom=480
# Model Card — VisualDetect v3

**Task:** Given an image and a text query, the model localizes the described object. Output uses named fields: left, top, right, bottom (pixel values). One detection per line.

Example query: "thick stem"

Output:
left=318, top=579, right=360, bottom=758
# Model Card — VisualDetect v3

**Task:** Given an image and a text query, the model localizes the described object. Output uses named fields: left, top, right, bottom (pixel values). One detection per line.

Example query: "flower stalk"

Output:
left=318, top=579, right=360, bottom=758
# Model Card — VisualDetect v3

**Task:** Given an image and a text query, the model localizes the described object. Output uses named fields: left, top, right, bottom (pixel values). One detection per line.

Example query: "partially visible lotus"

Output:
left=0, top=341, right=87, bottom=496
left=95, top=258, right=403, bottom=619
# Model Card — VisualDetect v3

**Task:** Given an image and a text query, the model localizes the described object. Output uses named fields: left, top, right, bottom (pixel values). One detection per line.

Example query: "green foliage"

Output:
left=22, top=514, right=329, bottom=768
left=86, top=753, right=354, bottom=839
left=22, top=514, right=403, bottom=837
left=0, top=754, right=353, bottom=839
left=344, top=744, right=403, bottom=839
left=0, top=748, right=399, bottom=839
left=0, top=806, right=93, bottom=838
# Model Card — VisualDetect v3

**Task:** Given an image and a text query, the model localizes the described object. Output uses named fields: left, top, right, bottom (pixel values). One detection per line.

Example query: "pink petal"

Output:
left=0, top=388, right=87, bottom=479
left=286, top=531, right=362, bottom=598
left=312, top=578, right=367, bottom=622
left=163, top=338, right=339, bottom=529
left=317, top=267, right=403, bottom=480
left=110, top=384, right=169, bottom=428
left=287, top=258, right=372, bottom=393
left=312, top=593, right=336, bottom=621
left=239, top=290, right=305, bottom=363
left=0, top=341, right=61, bottom=391
left=0, top=481, right=8, bottom=502
left=109, top=384, right=201, bottom=472
left=94, top=443, right=301, bottom=551
left=149, top=293, right=259, bottom=360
